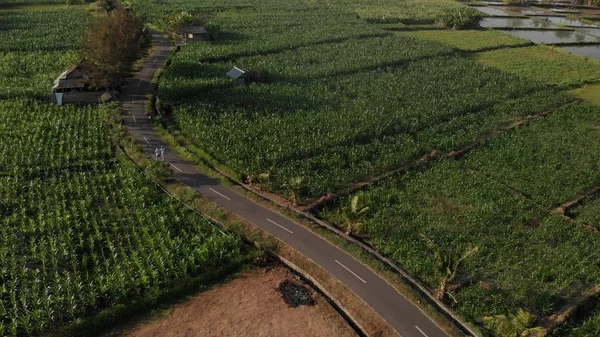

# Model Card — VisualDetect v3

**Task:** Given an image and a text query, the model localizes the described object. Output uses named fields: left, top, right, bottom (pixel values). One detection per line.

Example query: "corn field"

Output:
left=159, top=7, right=570, bottom=201
left=0, top=100, right=246, bottom=336
left=321, top=103, right=600, bottom=323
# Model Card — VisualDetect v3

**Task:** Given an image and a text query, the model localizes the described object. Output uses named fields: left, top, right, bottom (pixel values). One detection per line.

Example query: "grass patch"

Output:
left=394, top=29, right=530, bottom=51
left=570, top=84, right=600, bottom=106
left=474, top=45, right=600, bottom=88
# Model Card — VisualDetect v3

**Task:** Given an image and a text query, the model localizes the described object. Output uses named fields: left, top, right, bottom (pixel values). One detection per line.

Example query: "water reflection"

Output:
left=508, top=29, right=600, bottom=43
left=473, top=6, right=511, bottom=17
left=579, top=27, right=600, bottom=37
left=560, top=45, right=600, bottom=61
left=537, top=16, right=599, bottom=28
left=481, top=17, right=556, bottom=29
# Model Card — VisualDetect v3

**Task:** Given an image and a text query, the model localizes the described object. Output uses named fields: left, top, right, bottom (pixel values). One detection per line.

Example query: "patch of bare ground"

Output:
left=123, top=266, right=358, bottom=337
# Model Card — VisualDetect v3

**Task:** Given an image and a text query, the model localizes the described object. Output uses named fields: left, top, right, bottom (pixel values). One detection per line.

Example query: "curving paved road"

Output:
left=121, top=32, right=448, bottom=337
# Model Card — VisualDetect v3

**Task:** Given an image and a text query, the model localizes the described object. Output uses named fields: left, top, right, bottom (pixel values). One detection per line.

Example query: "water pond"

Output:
left=508, top=29, right=600, bottom=44
left=560, top=45, right=600, bottom=61
left=537, top=16, right=599, bottom=28
left=481, top=17, right=556, bottom=29
left=473, top=6, right=512, bottom=17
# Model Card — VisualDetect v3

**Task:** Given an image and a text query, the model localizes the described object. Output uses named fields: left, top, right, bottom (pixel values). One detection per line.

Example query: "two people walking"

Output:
left=155, top=146, right=166, bottom=161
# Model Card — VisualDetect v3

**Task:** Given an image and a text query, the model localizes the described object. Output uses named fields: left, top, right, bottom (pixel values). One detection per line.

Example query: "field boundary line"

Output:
left=152, top=110, right=480, bottom=335
left=152, top=33, right=477, bottom=337
left=552, top=184, right=600, bottom=218
left=154, top=51, right=580, bottom=337
left=304, top=99, right=581, bottom=211
left=545, top=284, right=600, bottom=330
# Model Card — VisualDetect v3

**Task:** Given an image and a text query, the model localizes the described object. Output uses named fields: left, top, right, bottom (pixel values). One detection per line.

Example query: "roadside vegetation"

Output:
left=125, top=0, right=600, bottom=335
left=321, top=102, right=600, bottom=324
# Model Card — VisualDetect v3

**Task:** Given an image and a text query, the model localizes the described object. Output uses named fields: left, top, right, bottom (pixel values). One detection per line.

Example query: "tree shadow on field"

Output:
left=162, top=62, right=330, bottom=119
left=202, top=32, right=390, bottom=63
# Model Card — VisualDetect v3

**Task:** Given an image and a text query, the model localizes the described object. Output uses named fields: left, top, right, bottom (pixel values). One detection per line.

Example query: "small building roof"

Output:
left=100, top=92, right=113, bottom=102
left=226, top=66, right=246, bottom=80
left=52, top=59, right=91, bottom=90
left=181, top=25, right=208, bottom=35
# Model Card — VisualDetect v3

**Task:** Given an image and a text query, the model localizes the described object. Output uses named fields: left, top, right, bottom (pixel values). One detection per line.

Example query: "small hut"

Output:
left=180, top=25, right=210, bottom=43
left=226, top=66, right=248, bottom=86
left=51, top=59, right=113, bottom=105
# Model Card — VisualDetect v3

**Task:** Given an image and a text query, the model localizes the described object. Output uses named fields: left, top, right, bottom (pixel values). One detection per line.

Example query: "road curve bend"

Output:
left=121, top=32, right=449, bottom=337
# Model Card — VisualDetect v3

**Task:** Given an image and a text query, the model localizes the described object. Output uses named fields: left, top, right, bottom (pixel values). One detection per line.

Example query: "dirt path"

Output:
left=124, top=267, right=357, bottom=337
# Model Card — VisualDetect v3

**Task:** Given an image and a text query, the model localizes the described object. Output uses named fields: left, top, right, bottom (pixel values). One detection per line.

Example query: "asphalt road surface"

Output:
left=121, top=32, right=449, bottom=337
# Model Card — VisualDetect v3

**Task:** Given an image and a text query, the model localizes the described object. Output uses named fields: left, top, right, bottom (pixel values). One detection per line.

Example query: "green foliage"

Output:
left=394, top=29, right=530, bottom=52
left=163, top=10, right=194, bottom=31
left=145, top=160, right=174, bottom=181
left=0, top=5, right=246, bottom=336
left=484, top=309, right=546, bottom=337
left=421, top=235, right=478, bottom=301
left=343, top=195, right=370, bottom=235
left=435, top=7, right=482, bottom=30
left=475, top=46, right=600, bottom=88
left=160, top=12, right=569, bottom=200
left=0, top=9, right=87, bottom=52
left=353, top=0, right=476, bottom=24
left=321, top=103, right=600, bottom=322
left=97, top=0, right=115, bottom=11
left=0, top=99, right=246, bottom=337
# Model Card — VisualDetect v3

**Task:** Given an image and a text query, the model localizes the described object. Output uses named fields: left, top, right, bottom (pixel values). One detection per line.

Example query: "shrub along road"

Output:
left=121, top=32, right=449, bottom=337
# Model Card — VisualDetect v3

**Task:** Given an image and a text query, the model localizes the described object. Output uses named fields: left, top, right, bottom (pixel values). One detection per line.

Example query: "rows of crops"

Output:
left=0, top=99, right=247, bottom=337
left=113, top=0, right=600, bottom=334
left=0, top=8, right=84, bottom=99
left=159, top=6, right=571, bottom=201
left=320, top=102, right=600, bottom=323
left=0, top=4, right=248, bottom=336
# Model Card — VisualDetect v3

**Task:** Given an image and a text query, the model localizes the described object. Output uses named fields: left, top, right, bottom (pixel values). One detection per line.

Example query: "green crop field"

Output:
left=394, top=29, right=531, bottom=51
left=157, top=5, right=570, bottom=202
left=4, top=0, right=600, bottom=335
left=130, top=0, right=600, bottom=334
left=0, top=8, right=85, bottom=99
left=474, top=45, right=600, bottom=88
left=0, top=4, right=247, bottom=336
left=321, top=102, right=600, bottom=320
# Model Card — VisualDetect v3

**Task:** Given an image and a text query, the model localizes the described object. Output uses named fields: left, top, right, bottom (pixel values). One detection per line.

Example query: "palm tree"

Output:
left=421, top=235, right=478, bottom=302
left=484, top=309, right=546, bottom=337
left=285, top=176, right=304, bottom=205
left=343, top=195, right=369, bottom=236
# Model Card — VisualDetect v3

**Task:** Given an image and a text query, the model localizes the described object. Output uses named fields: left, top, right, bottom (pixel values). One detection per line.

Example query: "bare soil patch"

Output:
left=123, top=267, right=357, bottom=337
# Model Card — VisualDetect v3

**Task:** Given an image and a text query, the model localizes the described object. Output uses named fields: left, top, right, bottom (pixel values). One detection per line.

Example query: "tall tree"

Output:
left=421, top=235, right=478, bottom=302
left=343, top=195, right=369, bottom=236
left=82, top=9, right=144, bottom=89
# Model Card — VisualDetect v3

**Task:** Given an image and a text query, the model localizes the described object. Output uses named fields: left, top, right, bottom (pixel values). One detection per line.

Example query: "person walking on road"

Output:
left=155, top=148, right=160, bottom=160
left=160, top=146, right=165, bottom=161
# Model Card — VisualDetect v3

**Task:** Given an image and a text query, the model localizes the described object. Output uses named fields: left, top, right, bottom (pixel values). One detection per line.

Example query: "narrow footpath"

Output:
left=121, top=32, right=448, bottom=337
